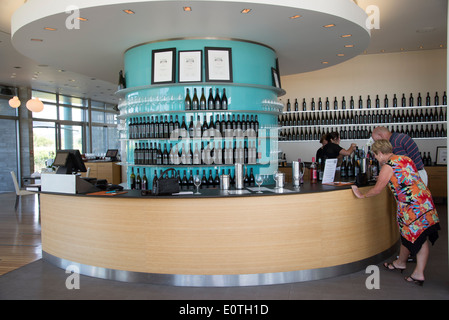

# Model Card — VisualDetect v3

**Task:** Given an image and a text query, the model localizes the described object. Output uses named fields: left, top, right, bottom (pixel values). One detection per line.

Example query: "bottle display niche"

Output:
left=279, top=92, right=447, bottom=142
left=185, top=87, right=228, bottom=110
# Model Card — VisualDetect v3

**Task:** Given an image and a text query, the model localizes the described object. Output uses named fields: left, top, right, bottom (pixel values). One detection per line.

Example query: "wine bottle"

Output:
left=185, top=88, right=191, bottom=110
left=192, top=88, right=199, bottom=110
left=434, top=92, right=440, bottom=106
left=310, top=157, right=317, bottom=183
left=136, top=168, right=141, bottom=190
left=287, top=99, right=291, bottom=112
left=221, top=88, right=228, bottom=110
left=214, top=88, right=221, bottom=110
left=142, top=168, right=148, bottom=190
left=200, top=88, right=207, bottom=110
left=118, top=70, right=126, bottom=90
left=130, top=168, right=136, bottom=190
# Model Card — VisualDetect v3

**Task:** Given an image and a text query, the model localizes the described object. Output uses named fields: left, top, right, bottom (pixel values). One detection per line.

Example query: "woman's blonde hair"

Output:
left=371, top=139, right=393, bottom=155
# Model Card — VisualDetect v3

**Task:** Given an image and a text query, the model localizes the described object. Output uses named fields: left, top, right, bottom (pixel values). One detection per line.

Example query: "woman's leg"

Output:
left=408, top=241, right=429, bottom=281
left=394, top=244, right=410, bottom=268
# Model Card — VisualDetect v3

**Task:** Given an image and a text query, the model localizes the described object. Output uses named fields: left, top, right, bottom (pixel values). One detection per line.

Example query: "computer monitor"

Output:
left=54, top=149, right=87, bottom=174
left=105, top=149, right=118, bottom=160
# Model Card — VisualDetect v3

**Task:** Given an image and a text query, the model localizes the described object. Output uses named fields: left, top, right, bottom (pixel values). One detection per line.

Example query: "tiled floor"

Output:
left=0, top=192, right=448, bottom=300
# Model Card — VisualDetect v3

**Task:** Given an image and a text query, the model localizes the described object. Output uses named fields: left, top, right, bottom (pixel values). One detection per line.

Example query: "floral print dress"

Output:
left=386, top=155, right=440, bottom=249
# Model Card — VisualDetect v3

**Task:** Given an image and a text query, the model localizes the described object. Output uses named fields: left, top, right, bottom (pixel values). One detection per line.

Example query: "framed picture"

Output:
left=436, top=146, right=447, bottom=165
left=178, top=50, right=203, bottom=83
left=271, top=67, right=281, bottom=88
left=205, top=47, right=233, bottom=82
left=151, top=48, right=176, bottom=84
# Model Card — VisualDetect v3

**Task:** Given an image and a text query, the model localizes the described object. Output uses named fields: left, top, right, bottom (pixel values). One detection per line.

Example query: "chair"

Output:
left=10, top=171, right=35, bottom=210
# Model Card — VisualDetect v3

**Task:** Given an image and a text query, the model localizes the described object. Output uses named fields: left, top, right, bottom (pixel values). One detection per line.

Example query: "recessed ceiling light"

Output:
left=290, top=15, right=301, bottom=19
left=123, top=9, right=135, bottom=14
left=341, top=34, right=352, bottom=38
left=183, top=7, right=192, bottom=12
left=241, top=9, right=252, bottom=14
left=337, top=53, right=345, bottom=57
left=77, top=17, right=88, bottom=21
left=344, top=45, right=354, bottom=48
left=31, top=38, right=43, bottom=42
left=322, top=61, right=329, bottom=64
left=323, top=24, right=335, bottom=28
left=44, top=27, right=57, bottom=31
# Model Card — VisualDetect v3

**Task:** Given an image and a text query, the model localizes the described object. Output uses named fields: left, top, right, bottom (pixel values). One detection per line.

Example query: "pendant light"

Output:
left=8, top=96, right=21, bottom=108
left=26, top=97, right=44, bottom=112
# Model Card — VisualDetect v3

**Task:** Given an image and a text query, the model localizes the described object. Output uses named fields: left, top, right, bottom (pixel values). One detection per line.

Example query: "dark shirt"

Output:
left=389, top=132, right=424, bottom=170
left=322, top=142, right=343, bottom=159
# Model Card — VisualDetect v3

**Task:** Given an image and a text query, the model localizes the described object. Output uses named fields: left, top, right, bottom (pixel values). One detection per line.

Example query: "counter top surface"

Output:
left=41, top=180, right=370, bottom=199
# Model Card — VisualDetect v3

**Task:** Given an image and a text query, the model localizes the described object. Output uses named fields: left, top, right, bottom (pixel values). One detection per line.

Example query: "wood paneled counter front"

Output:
left=40, top=183, right=399, bottom=286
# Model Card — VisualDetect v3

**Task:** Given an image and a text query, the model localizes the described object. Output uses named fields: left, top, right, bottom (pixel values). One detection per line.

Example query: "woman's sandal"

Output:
left=404, top=276, right=424, bottom=286
left=383, top=262, right=405, bottom=273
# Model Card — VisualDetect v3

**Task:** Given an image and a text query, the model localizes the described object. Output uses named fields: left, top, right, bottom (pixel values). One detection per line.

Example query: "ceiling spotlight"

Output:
left=337, top=53, right=345, bottom=57
left=289, top=15, right=301, bottom=19
left=183, top=7, right=192, bottom=12
left=123, top=9, right=135, bottom=14
left=241, top=9, right=252, bottom=14
left=323, top=24, right=335, bottom=28
left=344, top=45, right=354, bottom=48
left=322, top=61, right=329, bottom=64
left=341, top=34, right=352, bottom=38
left=44, top=27, right=57, bottom=31
left=77, top=17, right=88, bottom=21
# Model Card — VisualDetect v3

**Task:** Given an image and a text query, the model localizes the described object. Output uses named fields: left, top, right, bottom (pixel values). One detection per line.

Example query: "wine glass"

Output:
left=255, top=174, right=263, bottom=193
left=193, top=175, right=201, bottom=194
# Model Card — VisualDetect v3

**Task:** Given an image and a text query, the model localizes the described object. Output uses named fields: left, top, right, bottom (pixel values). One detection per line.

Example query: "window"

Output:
left=31, top=90, right=119, bottom=171
left=0, top=96, right=19, bottom=192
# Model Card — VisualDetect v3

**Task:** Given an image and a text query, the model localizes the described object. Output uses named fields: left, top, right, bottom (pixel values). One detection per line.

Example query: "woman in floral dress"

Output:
left=352, top=140, right=440, bottom=286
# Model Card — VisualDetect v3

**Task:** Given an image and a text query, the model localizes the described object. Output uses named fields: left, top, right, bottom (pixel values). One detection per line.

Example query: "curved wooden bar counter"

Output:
left=40, top=184, right=399, bottom=287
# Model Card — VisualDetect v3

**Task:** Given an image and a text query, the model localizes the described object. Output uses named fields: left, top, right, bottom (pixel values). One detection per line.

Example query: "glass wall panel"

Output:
left=91, top=126, right=105, bottom=155
left=0, top=97, right=18, bottom=117
left=59, top=94, right=85, bottom=107
left=32, top=91, right=57, bottom=104
left=60, top=106, right=83, bottom=122
left=91, top=110, right=105, bottom=123
left=32, top=103, right=57, bottom=120
left=61, top=124, right=83, bottom=152
left=33, top=121, right=56, bottom=171
left=0, top=119, right=18, bottom=192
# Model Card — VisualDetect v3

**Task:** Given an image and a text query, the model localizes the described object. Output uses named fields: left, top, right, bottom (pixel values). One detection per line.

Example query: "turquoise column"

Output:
left=118, top=38, right=284, bottom=190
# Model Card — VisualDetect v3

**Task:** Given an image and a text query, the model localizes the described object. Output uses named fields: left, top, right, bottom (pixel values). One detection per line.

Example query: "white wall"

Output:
left=279, top=49, right=447, bottom=163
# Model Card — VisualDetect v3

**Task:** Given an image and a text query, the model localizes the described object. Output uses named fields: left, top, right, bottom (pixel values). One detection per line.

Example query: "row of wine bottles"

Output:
left=185, top=88, right=228, bottom=111
left=279, top=123, right=447, bottom=141
left=129, top=113, right=260, bottom=139
left=129, top=167, right=256, bottom=190
left=133, top=140, right=259, bottom=166
left=279, top=106, right=447, bottom=127
left=286, top=91, right=448, bottom=112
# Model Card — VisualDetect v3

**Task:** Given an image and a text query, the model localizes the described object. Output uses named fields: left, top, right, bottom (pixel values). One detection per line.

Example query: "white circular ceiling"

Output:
left=11, top=0, right=370, bottom=88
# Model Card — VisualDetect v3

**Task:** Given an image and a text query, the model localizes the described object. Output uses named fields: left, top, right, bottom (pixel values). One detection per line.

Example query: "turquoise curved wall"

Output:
left=120, top=38, right=282, bottom=189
